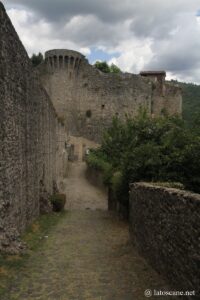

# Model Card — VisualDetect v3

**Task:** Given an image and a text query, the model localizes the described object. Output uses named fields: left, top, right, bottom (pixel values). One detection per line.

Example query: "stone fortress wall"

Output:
left=0, top=3, right=68, bottom=252
left=1, top=4, right=197, bottom=293
left=0, top=1, right=182, bottom=252
left=40, top=49, right=182, bottom=143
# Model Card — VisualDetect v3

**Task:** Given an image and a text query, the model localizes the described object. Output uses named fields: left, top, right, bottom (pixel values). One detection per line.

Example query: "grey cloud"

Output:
left=56, top=16, right=126, bottom=48
left=146, top=51, right=200, bottom=73
left=4, top=0, right=200, bottom=83
left=5, top=0, right=134, bottom=23
left=130, top=15, right=177, bottom=39
left=129, top=1, right=199, bottom=39
left=144, top=15, right=200, bottom=82
left=5, top=0, right=200, bottom=29
left=5, top=0, right=200, bottom=44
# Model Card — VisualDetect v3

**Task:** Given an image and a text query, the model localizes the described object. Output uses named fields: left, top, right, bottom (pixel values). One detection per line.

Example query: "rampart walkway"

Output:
left=4, top=162, right=169, bottom=300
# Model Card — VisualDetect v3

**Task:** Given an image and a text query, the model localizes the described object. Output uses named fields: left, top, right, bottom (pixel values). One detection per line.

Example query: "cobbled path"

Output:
left=3, top=163, right=170, bottom=300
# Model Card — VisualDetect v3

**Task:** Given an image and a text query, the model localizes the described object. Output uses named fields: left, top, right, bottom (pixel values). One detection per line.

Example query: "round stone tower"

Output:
left=41, top=49, right=89, bottom=132
left=45, top=49, right=86, bottom=76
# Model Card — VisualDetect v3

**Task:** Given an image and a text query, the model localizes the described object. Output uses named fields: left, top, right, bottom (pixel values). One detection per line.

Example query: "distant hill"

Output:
left=175, top=81, right=200, bottom=124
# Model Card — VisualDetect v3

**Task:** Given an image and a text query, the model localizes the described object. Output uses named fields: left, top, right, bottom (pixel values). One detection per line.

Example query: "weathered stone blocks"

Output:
left=129, top=183, right=200, bottom=295
left=0, top=2, right=67, bottom=253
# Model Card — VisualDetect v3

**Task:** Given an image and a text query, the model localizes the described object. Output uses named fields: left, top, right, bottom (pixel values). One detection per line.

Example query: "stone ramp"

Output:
left=62, top=162, right=108, bottom=211
left=4, top=210, right=170, bottom=300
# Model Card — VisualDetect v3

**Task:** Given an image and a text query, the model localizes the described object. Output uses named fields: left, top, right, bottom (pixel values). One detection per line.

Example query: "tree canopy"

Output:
left=94, top=61, right=121, bottom=74
left=31, top=52, right=44, bottom=67
left=171, top=80, right=200, bottom=125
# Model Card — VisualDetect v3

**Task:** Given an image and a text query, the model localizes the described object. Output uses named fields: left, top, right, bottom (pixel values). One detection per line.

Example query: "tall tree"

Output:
left=31, top=52, right=44, bottom=67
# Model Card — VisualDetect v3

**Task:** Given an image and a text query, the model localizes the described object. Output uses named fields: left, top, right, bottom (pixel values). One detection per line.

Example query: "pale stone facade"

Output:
left=40, top=49, right=182, bottom=142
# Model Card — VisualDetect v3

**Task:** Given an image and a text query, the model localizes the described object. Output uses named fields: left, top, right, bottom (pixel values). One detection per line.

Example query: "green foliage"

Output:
left=94, top=61, right=121, bottom=74
left=31, top=52, right=44, bottom=67
left=86, top=150, right=113, bottom=185
left=175, top=81, right=200, bottom=124
left=94, top=61, right=110, bottom=73
left=50, top=194, right=66, bottom=212
left=111, top=171, right=123, bottom=196
left=110, top=63, right=121, bottom=73
left=87, top=111, right=200, bottom=208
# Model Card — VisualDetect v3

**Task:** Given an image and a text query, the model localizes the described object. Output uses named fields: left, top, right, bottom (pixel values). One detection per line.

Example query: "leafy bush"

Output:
left=111, top=171, right=123, bottom=196
left=86, top=150, right=113, bottom=185
left=50, top=194, right=66, bottom=212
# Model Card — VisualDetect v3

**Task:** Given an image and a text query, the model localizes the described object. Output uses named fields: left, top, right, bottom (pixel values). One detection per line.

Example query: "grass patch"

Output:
left=0, top=211, right=66, bottom=296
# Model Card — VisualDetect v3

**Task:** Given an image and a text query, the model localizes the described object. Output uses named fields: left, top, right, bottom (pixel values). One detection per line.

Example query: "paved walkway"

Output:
left=4, top=162, right=169, bottom=300
left=63, top=162, right=107, bottom=211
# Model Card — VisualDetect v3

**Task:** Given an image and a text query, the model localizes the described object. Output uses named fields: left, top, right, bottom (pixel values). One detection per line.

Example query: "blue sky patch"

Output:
left=87, top=47, right=120, bottom=64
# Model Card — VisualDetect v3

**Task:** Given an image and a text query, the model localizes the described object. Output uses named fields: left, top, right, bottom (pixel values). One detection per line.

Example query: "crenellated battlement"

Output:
left=45, top=49, right=86, bottom=73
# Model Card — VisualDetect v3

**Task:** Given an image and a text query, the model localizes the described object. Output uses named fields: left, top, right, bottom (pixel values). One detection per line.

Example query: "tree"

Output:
left=94, top=61, right=121, bottom=73
left=94, top=61, right=110, bottom=73
left=31, top=52, right=44, bottom=67
left=178, top=81, right=200, bottom=125
left=110, top=63, right=121, bottom=74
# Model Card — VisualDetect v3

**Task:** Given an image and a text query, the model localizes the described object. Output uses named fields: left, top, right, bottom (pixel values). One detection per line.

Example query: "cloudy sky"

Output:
left=4, top=0, right=200, bottom=83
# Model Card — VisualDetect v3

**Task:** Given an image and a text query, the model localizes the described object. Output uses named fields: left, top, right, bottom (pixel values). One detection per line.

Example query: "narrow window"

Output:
left=70, top=57, right=74, bottom=67
left=59, top=56, right=63, bottom=68
left=86, top=110, right=92, bottom=118
left=53, top=55, right=57, bottom=67
left=64, top=56, right=69, bottom=68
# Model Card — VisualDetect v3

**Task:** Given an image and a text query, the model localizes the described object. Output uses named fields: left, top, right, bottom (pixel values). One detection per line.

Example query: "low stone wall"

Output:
left=85, top=166, right=128, bottom=218
left=108, top=188, right=129, bottom=219
left=0, top=3, right=68, bottom=253
left=85, top=166, right=107, bottom=194
left=129, top=183, right=200, bottom=295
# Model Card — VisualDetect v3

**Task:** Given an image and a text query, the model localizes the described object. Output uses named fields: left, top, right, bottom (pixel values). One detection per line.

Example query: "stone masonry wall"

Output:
left=0, top=3, right=67, bottom=253
left=40, top=49, right=182, bottom=143
left=129, top=183, right=200, bottom=295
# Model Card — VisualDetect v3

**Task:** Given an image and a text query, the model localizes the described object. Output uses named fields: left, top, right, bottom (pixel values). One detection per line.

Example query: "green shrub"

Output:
left=111, top=171, right=123, bottom=196
left=50, top=194, right=66, bottom=212
left=86, top=151, right=113, bottom=185
left=86, top=110, right=200, bottom=210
